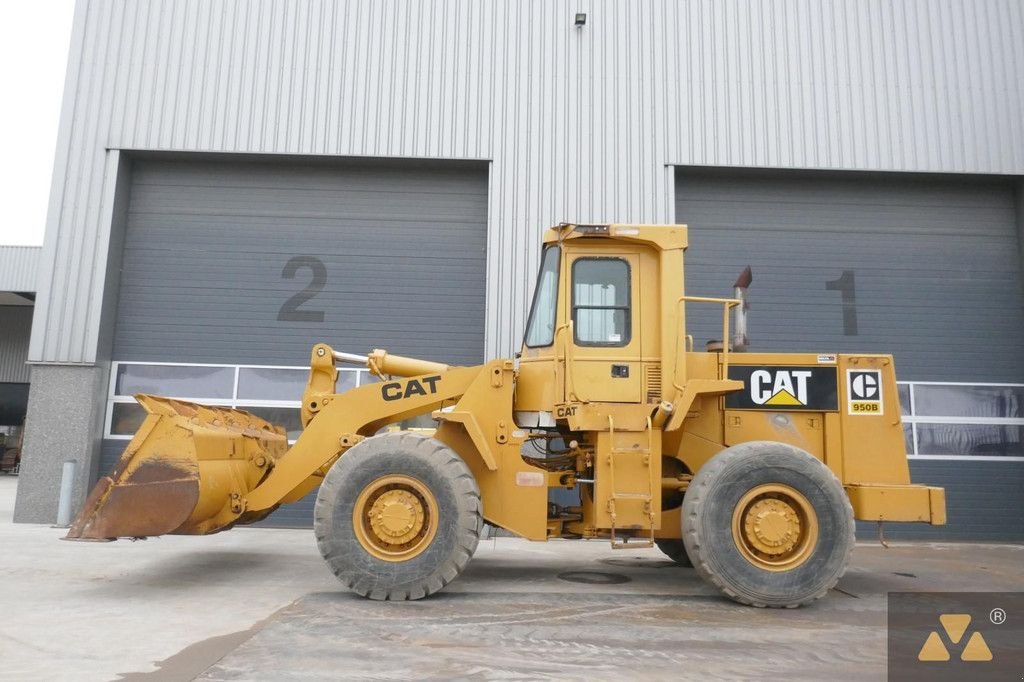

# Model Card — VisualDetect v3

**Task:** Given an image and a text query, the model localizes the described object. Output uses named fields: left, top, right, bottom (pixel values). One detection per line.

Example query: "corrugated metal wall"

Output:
left=0, top=248, right=37, bottom=383
left=31, top=0, right=1024, bottom=364
left=0, top=307, right=33, bottom=383
left=0, top=247, right=41, bottom=292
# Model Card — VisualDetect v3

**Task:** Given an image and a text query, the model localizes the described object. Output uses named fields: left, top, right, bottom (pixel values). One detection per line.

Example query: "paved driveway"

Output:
left=1, top=477, right=1021, bottom=681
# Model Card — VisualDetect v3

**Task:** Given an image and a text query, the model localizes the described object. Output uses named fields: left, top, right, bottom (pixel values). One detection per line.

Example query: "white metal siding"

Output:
left=31, top=0, right=1024, bottom=364
left=0, top=247, right=41, bottom=293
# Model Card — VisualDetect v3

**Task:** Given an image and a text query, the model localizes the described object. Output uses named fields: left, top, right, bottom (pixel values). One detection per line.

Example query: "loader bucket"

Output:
left=66, top=394, right=288, bottom=540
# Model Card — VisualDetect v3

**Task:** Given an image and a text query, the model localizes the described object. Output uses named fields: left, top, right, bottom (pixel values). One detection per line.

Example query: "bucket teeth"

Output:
left=65, top=394, right=288, bottom=540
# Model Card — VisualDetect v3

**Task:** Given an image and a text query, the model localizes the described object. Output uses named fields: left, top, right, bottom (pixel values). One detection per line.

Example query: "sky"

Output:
left=0, top=1, right=75, bottom=246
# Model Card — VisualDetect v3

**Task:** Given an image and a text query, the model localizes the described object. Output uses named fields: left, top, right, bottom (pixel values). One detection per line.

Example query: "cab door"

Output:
left=566, top=253, right=642, bottom=403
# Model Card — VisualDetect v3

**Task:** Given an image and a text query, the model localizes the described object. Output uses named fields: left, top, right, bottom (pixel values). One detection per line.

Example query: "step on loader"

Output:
left=67, top=223, right=945, bottom=607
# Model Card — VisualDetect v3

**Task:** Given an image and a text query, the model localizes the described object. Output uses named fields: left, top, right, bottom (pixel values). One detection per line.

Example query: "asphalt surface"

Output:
left=1, top=476, right=1021, bottom=681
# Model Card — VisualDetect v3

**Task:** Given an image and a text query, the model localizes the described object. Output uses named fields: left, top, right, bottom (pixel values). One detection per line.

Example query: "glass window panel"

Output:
left=572, top=258, right=630, bottom=346
left=114, top=364, right=234, bottom=399
left=915, top=423, right=1023, bottom=457
left=110, top=402, right=147, bottom=436
left=573, top=259, right=629, bottom=306
left=575, top=308, right=628, bottom=345
left=337, top=371, right=359, bottom=392
left=913, top=385, right=1024, bottom=419
left=903, top=423, right=914, bottom=455
left=241, top=406, right=304, bottom=441
left=358, top=371, right=380, bottom=385
left=524, top=246, right=561, bottom=347
left=897, top=384, right=911, bottom=416
left=237, top=368, right=308, bottom=401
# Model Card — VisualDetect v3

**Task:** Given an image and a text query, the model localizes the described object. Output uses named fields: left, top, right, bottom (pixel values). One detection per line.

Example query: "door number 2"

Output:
left=278, top=256, right=326, bottom=322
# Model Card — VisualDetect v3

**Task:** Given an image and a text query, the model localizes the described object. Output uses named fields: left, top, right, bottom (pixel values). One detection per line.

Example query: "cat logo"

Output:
left=749, top=369, right=811, bottom=406
left=725, top=366, right=838, bottom=412
left=847, top=369, right=883, bottom=415
left=917, top=614, right=993, bottom=662
left=380, top=375, right=442, bottom=402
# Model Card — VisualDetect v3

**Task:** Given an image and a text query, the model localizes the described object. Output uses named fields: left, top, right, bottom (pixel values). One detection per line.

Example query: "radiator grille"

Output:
left=645, top=365, right=662, bottom=403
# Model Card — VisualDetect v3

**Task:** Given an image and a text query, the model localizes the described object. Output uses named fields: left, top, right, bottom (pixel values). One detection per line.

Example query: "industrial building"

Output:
left=12, top=0, right=1024, bottom=538
left=0, top=246, right=40, bottom=474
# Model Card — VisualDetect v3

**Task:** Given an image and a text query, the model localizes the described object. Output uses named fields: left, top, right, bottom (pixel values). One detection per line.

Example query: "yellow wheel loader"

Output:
left=67, top=224, right=946, bottom=607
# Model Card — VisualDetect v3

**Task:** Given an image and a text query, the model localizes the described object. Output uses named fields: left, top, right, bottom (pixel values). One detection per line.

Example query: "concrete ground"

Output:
left=1, top=475, right=1022, bottom=681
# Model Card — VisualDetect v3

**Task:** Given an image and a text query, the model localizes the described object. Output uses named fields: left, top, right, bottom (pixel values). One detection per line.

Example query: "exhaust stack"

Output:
left=732, top=266, right=752, bottom=352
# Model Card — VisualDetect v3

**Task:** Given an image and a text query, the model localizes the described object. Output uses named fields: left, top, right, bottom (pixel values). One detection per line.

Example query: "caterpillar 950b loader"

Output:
left=68, top=223, right=946, bottom=607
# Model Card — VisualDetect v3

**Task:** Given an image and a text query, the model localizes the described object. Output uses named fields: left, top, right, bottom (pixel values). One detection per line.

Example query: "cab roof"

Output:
left=541, top=223, right=688, bottom=250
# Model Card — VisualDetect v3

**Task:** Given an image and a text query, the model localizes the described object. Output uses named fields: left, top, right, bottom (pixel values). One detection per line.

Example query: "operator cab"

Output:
left=515, top=223, right=688, bottom=425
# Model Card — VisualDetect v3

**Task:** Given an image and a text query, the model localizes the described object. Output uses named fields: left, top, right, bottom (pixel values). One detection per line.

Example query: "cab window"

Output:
left=572, top=258, right=631, bottom=346
left=524, top=246, right=560, bottom=347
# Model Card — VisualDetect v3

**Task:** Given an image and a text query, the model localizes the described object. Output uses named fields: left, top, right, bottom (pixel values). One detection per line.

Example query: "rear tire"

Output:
left=314, top=432, right=481, bottom=600
left=654, top=538, right=693, bottom=567
left=682, top=441, right=854, bottom=608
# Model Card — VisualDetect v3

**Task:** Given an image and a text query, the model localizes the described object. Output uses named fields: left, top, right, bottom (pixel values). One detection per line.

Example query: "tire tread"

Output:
left=683, top=441, right=855, bottom=608
left=314, top=431, right=481, bottom=601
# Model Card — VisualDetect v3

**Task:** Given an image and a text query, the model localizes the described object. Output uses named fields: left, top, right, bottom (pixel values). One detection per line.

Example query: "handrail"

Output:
left=676, top=295, right=741, bottom=384
left=554, top=320, right=577, bottom=402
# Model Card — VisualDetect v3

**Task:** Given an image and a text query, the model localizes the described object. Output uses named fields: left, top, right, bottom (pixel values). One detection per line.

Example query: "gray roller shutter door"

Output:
left=0, top=306, right=33, bottom=383
left=675, top=168, right=1024, bottom=541
left=675, top=168, right=1023, bottom=383
left=114, top=157, right=487, bottom=366
left=104, top=156, right=488, bottom=527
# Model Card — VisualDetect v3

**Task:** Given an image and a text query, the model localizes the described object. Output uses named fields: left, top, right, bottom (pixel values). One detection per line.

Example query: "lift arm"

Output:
left=67, top=344, right=487, bottom=539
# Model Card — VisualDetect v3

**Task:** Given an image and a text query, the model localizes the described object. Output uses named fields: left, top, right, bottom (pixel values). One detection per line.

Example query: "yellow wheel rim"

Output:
left=352, top=474, right=438, bottom=562
left=731, top=483, right=818, bottom=572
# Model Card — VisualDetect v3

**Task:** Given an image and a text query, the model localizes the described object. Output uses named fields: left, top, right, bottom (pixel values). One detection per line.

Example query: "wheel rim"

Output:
left=352, top=474, right=438, bottom=562
left=731, top=483, right=818, bottom=571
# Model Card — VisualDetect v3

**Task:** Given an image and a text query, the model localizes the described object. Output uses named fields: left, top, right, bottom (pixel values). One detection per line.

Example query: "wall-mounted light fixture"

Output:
left=574, top=13, right=587, bottom=28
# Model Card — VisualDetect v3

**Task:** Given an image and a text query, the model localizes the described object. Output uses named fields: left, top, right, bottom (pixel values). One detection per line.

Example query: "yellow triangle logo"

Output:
left=765, top=389, right=802, bottom=406
left=961, top=632, right=993, bottom=661
left=918, top=631, right=950, bottom=661
left=918, top=614, right=994, bottom=663
left=939, top=614, right=971, bottom=644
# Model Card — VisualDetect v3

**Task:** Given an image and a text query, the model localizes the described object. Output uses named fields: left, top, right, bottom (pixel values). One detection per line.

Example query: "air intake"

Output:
left=645, top=365, right=662, bottom=403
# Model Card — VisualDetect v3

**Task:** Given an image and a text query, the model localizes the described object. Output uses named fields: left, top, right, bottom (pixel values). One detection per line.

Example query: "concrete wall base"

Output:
left=13, top=364, right=107, bottom=524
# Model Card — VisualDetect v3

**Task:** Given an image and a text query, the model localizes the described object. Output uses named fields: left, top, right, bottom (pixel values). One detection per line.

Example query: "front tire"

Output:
left=314, top=432, right=481, bottom=600
left=682, top=441, right=854, bottom=608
